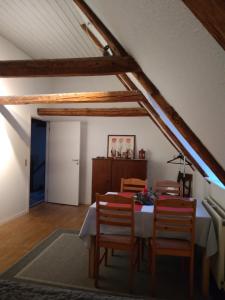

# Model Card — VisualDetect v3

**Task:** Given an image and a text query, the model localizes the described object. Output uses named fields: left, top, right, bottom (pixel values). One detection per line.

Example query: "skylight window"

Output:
left=149, top=95, right=225, bottom=190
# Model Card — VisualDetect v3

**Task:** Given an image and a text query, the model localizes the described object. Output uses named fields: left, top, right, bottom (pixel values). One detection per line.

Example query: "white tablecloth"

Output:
left=79, top=197, right=217, bottom=257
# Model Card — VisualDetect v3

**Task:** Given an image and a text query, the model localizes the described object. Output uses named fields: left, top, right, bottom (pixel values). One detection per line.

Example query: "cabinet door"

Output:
left=92, top=159, right=112, bottom=202
left=111, top=160, right=147, bottom=192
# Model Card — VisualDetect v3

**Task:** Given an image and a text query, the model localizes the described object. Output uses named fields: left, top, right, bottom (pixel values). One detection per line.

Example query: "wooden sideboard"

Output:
left=92, top=158, right=147, bottom=202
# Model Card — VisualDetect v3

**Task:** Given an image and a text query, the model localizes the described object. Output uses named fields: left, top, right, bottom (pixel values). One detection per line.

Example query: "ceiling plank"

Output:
left=0, top=56, right=140, bottom=78
left=74, top=0, right=225, bottom=185
left=37, top=107, right=148, bottom=117
left=183, top=0, right=225, bottom=51
left=0, top=91, right=144, bottom=105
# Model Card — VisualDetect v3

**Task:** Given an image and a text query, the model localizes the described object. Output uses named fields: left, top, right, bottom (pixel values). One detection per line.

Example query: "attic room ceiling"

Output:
left=0, top=0, right=224, bottom=59
left=0, top=0, right=100, bottom=59
left=0, top=0, right=224, bottom=189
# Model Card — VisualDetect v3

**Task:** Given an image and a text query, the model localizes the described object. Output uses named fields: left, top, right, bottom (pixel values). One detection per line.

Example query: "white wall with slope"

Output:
left=0, top=35, right=52, bottom=223
left=85, top=0, right=225, bottom=173
left=50, top=76, right=182, bottom=203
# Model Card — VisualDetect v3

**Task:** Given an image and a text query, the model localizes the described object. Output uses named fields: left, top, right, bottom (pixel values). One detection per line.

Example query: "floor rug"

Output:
left=0, top=229, right=207, bottom=299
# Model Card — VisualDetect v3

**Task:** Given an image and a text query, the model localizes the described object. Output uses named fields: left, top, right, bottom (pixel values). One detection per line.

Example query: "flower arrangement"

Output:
left=134, top=186, right=156, bottom=205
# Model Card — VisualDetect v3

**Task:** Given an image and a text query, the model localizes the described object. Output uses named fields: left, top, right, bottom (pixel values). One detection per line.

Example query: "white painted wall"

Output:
left=48, top=76, right=193, bottom=204
left=193, top=172, right=225, bottom=210
left=44, top=115, right=182, bottom=204
left=209, top=182, right=225, bottom=210
left=0, top=35, right=52, bottom=223
left=86, top=0, right=225, bottom=179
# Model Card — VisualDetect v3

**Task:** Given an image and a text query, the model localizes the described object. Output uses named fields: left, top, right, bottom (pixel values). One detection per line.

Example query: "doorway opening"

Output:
left=30, top=118, right=47, bottom=208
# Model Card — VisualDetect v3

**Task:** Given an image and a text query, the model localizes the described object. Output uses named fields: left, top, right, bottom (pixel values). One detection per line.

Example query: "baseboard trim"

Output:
left=0, top=209, right=28, bottom=226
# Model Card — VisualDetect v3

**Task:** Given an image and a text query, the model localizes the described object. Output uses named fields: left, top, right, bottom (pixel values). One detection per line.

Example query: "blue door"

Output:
left=30, top=118, right=47, bottom=207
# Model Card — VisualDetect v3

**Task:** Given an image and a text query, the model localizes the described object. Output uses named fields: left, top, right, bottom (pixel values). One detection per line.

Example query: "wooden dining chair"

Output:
left=150, top=198, right=196, bottom=298
left=95, top=193, right=139, bottom=291
left=120, top=177, right=147, bottom=260
left=153, top=180, right=183, bottom=197
left=120, top=178, right=147, bottom=193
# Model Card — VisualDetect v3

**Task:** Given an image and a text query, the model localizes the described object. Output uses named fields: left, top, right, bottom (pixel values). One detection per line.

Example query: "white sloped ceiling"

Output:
left=0, top=0, right=100, bottom=58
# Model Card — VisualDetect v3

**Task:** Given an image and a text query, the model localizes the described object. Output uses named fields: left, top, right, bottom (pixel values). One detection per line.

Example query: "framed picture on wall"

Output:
left=107, top=135, right=135, bottom=159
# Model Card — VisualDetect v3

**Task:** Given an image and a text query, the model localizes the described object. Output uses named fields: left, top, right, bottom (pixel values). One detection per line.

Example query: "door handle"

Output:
left=72, top=159, right=79, bottom=165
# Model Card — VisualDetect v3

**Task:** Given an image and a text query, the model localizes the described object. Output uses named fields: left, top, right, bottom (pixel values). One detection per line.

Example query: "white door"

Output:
left=47, top=121, right=80, bottom=205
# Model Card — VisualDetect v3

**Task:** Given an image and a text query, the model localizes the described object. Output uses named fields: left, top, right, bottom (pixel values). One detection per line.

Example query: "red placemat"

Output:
left=134, top=203, right=143, bottom=212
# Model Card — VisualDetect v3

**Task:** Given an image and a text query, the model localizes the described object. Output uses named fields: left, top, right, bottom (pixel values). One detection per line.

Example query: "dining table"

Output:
left=79, top=192, right=217, bottom=297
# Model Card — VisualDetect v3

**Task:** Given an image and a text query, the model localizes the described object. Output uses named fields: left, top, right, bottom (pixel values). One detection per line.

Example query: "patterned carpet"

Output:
left=0, top=280, right=148, bottom=300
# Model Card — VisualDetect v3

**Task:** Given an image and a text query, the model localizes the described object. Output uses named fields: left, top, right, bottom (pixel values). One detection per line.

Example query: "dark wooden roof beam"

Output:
left=0, top=56, right=140, bottom=78
left=80, top=23, right=137, bottom=91
left=37, top=107, right=148, bottom=117
left=183, top=0, right=225, bottom=51
left=0, top=90, right=144, bottom=105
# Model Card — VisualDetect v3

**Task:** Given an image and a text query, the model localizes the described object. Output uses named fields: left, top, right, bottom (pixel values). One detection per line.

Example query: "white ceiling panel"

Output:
left=0, top=0, right=101, bottom=59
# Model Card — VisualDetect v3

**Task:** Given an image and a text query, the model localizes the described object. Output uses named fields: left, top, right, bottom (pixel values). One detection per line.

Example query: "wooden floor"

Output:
left=0, top=202, right=89, bottom=273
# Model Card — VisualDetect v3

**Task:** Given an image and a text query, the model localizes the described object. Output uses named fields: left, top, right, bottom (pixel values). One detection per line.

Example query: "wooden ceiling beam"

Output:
left=75, top=1, right=126, bottom=56
left=0, top=56, right=140, bottom=78
left=74, top=0, right=225, bottom=185
left=80, top=24, right=137, bottom=91
left=142, top=100, right=205, bottom=175
left=183, top=0, right=225, bottom=51
left=37, top=107, right=148, bottom=117
left=0, top=90, right=144, bottom=105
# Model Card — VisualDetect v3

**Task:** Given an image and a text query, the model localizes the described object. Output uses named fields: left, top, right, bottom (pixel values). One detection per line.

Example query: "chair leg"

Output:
left=104, top=248, right=108, bottom=266
left=137, top=239, right=140, bottom=271
left=150, top=251, right=156, bottom=296
left=129, top=249, right=135, bottom=293
left=148, top=239, right=151, bottom=271
left=95, top=246, right=100, bottom=288
left=189, top=255, right=194, bottom=298
left=141, top=238, right=145, bottom=261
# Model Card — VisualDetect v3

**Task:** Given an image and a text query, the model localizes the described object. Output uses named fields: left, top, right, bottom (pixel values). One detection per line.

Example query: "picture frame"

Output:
left=107, top=135, right=135, bottom=159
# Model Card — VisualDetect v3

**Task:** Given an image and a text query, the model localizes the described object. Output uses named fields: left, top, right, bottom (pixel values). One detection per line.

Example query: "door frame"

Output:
left=29, top=117, right=47, bottom=208
left=45, top=121, right=50, bottom=203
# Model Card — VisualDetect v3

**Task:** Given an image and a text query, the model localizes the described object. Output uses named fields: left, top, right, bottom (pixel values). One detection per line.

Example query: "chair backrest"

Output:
left=96, top=193, right=135, bottom=239
left=153, top=180, right=183, bottom=196
left=152, top=198, right=196, bottom=245
left=120, top=178, right=147, bottom=193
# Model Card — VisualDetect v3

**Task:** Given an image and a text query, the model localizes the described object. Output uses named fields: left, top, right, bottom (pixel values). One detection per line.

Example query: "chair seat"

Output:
left=151, top=238, right=192, bottom=256
left=99, top=234, right=137, bottom=250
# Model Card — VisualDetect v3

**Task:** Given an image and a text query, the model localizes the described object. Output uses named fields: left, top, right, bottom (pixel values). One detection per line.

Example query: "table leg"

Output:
left=88, top=236, right=96, bottom=278
left=202, top=248, right=210, bottom=297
